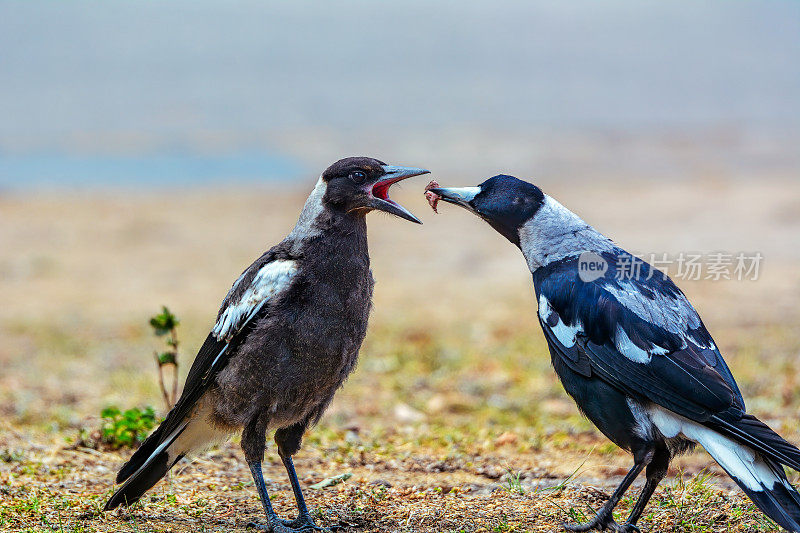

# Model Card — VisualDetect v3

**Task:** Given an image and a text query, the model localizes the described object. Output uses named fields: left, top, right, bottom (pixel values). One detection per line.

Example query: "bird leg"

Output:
left=243, top=415, right=297, bottom=533
left=621, top=448, right=670, bottom=530
left=247, top=461, right=292, bottom=532
left=563, top=448, right=654, bottom=533
left=274, top=422, right=329, bottom=532
left=276, top=455, right=327, bottom=531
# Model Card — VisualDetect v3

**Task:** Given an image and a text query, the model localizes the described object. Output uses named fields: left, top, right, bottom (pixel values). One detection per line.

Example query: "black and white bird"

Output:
left=429, top=175, right=800, bottom=532
left=104, top=157, right=429, bottom=532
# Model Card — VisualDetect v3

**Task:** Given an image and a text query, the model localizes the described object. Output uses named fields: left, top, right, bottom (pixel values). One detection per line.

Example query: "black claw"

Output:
left=247, top=522, right=305, bottom=533
left=563, top=511, right=620, bottom=532
left=279, top=516, right=330, bottom=532
left=247, top=517, right=329, bottom=533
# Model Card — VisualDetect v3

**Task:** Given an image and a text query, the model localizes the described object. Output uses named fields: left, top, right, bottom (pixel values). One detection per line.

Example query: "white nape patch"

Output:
left=538, top=294, right=581, bottom=347
left=288, top=176, right=327, bottom=241
left=615, top=326, right=651, bottom=363
left=648, top=406, right=781, bottom=491
left=212, top=259, right=298, bottom=341
left=519, top=195, right=615, bottom=271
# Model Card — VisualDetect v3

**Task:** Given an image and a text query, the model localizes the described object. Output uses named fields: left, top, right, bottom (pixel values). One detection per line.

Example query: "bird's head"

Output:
left=321, top=157, right=429, bottom=224
left=429, top=174, right=545, bottom=246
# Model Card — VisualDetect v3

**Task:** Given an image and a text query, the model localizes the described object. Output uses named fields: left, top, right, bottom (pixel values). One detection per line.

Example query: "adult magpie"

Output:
left=104, top=157, right=429, bottom=532
left=429, top=175, right=800, bottom=532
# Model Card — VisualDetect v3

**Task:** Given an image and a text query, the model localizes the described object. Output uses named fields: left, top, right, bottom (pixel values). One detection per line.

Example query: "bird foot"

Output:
left=279, top=514, right=331, bottom=532
left=247, top=522, right=289, bottom=533
left=563, top=516, right=640, bottom=533
left=563, top=510, right=641, bottom=532
left=246, top=515, right=330, bottom=533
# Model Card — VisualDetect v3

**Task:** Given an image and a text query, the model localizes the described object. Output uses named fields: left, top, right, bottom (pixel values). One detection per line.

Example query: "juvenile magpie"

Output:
left=104, top=157, right=429, bottom=532
left=429, top=175, right=800, bottom=532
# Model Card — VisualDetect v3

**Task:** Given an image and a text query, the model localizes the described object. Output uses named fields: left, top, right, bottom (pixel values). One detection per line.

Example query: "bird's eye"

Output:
left=512, top=196, right=523, bottom=205
left=349, top=171, right=367, bottom=183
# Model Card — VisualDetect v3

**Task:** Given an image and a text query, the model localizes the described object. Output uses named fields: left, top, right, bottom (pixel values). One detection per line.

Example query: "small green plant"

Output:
left=503, top=467, right=526, bottom=495
left=100, top=406, right=156, bottom=448
left=567, top=507, right=588, bottom=524
left=150, top=306, right=181, bottom=409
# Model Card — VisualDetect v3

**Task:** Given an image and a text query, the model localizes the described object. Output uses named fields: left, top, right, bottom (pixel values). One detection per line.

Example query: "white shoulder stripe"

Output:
left=211, top=259, right=298, bottom=341
left=614, top=325, right=651, bottom=363
left=601, top=282, right=715, bottom=350
left=538, top=294, right=581, bottom=347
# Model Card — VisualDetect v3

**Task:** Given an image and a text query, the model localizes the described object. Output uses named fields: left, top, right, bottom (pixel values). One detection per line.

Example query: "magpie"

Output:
left=104, top=157, right=429, bottom=532
left=429, top=175, right=800, bottom=532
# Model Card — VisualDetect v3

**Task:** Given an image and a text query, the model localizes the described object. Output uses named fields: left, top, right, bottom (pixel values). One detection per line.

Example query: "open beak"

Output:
left=428, top=186, right=481, bottom=212
left=370, top=165, right=430, bottom=224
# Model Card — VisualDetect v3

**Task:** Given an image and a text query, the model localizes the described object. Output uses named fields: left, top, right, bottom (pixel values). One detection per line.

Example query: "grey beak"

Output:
left=379, top=165, right=430, bottom=182
left=370, top=165, right=430, bottom=224
left=429, top=186, right=481, bottom=210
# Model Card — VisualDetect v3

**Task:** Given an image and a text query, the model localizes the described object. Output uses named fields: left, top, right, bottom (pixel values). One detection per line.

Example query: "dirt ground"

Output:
left=2, top=177, right=800, bottom=532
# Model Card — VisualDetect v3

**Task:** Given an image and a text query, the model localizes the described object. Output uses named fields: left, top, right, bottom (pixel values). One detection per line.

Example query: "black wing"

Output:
left=117, top=247, right=297, bottom=483
left=535, top=251, right=800, bottom=473
left=533, top=252, right=746, bottom=425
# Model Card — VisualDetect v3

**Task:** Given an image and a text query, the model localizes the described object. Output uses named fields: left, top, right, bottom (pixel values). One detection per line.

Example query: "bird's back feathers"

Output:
left=533, top=247, right=800, bottom=530
left=534, top=252, right=745, bottom=421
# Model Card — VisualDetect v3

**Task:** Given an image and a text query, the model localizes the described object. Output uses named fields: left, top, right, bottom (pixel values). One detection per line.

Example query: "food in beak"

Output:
left=424, top=180, right=441, bottom=213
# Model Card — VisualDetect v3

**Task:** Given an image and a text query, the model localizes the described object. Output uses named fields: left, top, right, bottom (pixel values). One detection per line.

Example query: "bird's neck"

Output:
left=285, top=176, right=369, bottom=259
left=287, top=177, right=328, bottom=242
left=519, top=195, right=615, bottom=271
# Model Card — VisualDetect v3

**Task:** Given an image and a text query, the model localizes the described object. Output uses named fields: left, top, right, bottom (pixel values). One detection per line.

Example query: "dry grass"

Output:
left=2, top=177, right=800, bottom=532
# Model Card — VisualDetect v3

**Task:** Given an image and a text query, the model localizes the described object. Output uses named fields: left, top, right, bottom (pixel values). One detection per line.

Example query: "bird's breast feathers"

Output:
left=212, top=259, right=299, bottom=342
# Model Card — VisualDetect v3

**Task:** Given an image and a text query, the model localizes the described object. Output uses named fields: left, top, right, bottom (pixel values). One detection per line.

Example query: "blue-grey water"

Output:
left=0, top=152, right=303, bottom=190
left=0, top=0, right=798, bottom=188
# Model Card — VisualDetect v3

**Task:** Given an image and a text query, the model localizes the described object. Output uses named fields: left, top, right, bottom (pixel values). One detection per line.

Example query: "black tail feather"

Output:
left=712, top=414, right=800, bottom=472
left=731, top=459, right=800, bottom=532
left=116, top=421, right=169, bottom=484
left=104, top=450, right=179, bottom=510
left=105, top=421, right=188, bottom=510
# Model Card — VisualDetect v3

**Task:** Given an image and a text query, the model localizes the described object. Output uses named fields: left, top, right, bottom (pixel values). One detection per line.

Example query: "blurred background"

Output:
left=1, top=0, right=799, bottom=188
left=1, top=1, right=800, bottom=530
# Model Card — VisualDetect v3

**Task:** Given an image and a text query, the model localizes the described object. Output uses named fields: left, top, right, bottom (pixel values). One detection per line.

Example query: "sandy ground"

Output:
left=1, top=176, right=800, bottom=532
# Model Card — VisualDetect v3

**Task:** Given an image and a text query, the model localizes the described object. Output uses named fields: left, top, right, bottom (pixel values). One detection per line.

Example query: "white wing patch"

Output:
left=614, top=325, right=652, bottom=363
left=603, top=282, right=699, bottom=334
left=211, top=259, right=298, bottom=341
left=539, top=295, right=672, bottom=363
left=538, top=295, right=581, bottom=348
left=602, top=282, right=716, bottom=351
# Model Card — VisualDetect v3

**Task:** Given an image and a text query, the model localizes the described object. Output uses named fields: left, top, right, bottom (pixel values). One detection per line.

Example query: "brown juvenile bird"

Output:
left=104, top=157, right=429, bottom=532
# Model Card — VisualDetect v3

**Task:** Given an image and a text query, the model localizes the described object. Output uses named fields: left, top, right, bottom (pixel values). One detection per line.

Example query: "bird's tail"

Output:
left=694, top=424, right=800, bottom=531
left=104, top=399, right=230, bottom=510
